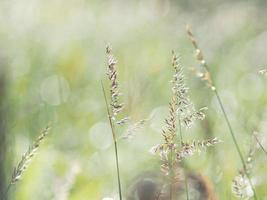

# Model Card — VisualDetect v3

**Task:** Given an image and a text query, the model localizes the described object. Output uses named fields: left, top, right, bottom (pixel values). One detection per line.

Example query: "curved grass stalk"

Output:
left=186, top=25, right=258, bottom=200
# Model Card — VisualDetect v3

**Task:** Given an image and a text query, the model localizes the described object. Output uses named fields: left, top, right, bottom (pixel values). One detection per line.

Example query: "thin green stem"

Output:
left=185, top=173, right=189, bottom=200
left=213, top=89, right=258, bottom=200
left=214, top=90, right=246, bottom=166
left=1, top=183, right=11, bottom=200
left=169, top=148, right=173, bottom=200
left=178, top=119, right=189, bottom=200
left=101, top=82, right=122, bottom=200
left=113, top=140, right=122, bottom=200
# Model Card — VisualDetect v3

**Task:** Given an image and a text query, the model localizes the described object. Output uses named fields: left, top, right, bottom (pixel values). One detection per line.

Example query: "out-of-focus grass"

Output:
left=1, top=0, right=267, bottom=199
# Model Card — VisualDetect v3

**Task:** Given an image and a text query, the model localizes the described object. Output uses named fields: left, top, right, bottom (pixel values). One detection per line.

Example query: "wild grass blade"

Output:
left=101, top=82, right=122, bottom=200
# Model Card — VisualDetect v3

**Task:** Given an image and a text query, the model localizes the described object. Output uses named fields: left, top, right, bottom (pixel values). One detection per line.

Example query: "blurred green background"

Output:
left=0, top=0, right=267, bottom=199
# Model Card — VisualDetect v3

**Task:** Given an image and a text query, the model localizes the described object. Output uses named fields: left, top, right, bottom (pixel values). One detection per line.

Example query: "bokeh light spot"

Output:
left=40, top=75, right=70, bottom=106
left=89, top=122, right=112, bottom=150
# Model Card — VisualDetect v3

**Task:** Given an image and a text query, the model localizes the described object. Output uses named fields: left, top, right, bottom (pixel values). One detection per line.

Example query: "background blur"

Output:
left=0, top=0, right=267, bottom=199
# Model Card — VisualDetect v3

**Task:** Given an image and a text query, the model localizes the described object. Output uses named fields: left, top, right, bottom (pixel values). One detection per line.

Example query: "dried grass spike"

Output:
left=171, top=51, right=207, bottom=128
left=106, top=45, right=124, bottom=120
left=10, top=125, right=51, bottom=185
left=186, top=25, right=215, bottom=90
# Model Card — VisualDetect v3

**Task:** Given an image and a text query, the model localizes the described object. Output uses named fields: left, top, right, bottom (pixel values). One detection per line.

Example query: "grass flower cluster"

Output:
left=149, top=51, right=220, bottom=199
left=2, top=125, right=51, bottom=200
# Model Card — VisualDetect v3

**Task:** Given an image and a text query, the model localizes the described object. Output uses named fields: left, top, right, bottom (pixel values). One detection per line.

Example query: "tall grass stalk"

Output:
left=101, top=82, right=122, bottom=200
left=186, top=25, right=258, bottom=200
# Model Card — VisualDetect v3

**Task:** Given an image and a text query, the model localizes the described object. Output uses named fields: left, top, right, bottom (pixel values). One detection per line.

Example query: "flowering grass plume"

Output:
left=106, top=45, right=147, bottom=141
left=186, top=25, right=215, bottom=91
left=102, top=45, right=125, bottom=200
left=150, top=51, right=220, bottom=163
left=150, top=51, right=220, bottom=198
left=176, top=138, right=221, bottom=161
left=171, top=51, right=206, bottom=128
left=10, top=125, right=51, bottom=185
left=1, top=125, right=51, bottom=200
left=106, top=45, right=128, bottom=125
left=104, top=45, right=146, bottom=200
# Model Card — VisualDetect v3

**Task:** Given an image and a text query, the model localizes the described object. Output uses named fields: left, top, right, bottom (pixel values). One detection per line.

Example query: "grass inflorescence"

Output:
left=150, top=50, right=220, bottom=199
left=2, top=125, right=51, bottom=200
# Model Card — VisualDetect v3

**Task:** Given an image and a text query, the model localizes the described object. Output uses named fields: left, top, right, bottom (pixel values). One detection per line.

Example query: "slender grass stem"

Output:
left=169, top=148, right=173, bottom=200
left=113, top=140, right=122, bottom=200
left=185, top=174, right=189, bottom=200
left=214, top=87, right=258, bottom=200
left=214, top=89, right=246, bottom=165
left=1, top=183, right=11, bottom=200
left=178, top=119, right=189, bottom=200
left=186, top=26, right=258, bottom=200
left=101, top=82, right=122, bottom=200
